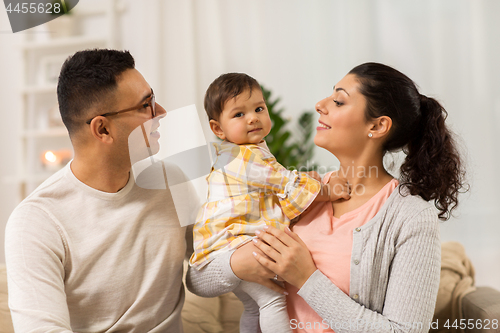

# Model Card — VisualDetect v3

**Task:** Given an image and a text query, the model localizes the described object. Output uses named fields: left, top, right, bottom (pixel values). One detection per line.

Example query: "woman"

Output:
left=187, top=62, right=466, bottom=332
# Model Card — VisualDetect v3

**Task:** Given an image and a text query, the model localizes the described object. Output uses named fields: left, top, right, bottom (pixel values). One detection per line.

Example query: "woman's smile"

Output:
left=317, top=121, right=331, bottom=130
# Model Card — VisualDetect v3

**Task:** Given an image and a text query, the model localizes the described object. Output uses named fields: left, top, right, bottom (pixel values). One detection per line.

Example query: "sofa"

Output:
left=1, top=251, right=499, bottom=333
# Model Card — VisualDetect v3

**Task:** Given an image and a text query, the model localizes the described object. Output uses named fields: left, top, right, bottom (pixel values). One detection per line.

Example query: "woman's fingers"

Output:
left=229, top=242, right=287, bottom=294
left=254, top=227, right=318, bottom=289
left=283, top=226, right=308, bottom=248
left=251, top=251, right=287, bottom=294
left=231, top=243, right=270, bottom=275
left=258, top=226, right=295, bottom=248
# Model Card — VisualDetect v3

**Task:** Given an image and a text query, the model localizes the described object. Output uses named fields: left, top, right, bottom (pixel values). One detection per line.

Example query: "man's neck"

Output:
left=70, top=155, right=131, bottom=193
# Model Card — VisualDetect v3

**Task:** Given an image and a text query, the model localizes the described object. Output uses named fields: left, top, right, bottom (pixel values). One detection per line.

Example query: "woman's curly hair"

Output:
left=349, top=63, right=468, bottom=220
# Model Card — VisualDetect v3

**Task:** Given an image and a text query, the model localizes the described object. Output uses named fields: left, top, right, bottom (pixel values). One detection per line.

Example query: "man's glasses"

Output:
left=86, top=89, right=156, bottom=124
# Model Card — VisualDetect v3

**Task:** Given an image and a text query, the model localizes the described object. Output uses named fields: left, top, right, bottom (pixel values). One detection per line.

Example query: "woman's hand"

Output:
left=230, top=242, right=286, bottom=294
left=252, top=226, right=317, bottom=289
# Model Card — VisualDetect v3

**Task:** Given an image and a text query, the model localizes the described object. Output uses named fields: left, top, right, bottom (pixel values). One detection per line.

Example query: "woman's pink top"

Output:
left=286, top=175, right=399, bottom=333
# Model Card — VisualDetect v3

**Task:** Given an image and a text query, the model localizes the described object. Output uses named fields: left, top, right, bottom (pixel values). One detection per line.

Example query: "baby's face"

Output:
left=210, top=88, right=272, bottom=145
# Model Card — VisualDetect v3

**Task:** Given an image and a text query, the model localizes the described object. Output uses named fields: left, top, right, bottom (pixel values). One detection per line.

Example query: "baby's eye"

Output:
left=234, top=112, right=244, bottom=118
left=333, top=100, right=343, bottom=107
left=255, top=107, right=264, bottom=112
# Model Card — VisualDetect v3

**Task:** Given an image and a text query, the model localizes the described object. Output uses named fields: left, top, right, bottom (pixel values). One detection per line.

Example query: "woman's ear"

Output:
left=368, top=116, right=392, bottom=139
left=209, top=119, right=226, bottom=140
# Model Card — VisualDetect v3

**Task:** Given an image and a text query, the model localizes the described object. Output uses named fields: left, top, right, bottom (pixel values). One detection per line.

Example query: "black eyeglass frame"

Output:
left=85, top=89, right=156, bottom=125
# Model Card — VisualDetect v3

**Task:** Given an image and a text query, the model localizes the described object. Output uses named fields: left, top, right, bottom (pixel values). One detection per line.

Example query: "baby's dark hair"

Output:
left=204, top=73, right=261, bottom=121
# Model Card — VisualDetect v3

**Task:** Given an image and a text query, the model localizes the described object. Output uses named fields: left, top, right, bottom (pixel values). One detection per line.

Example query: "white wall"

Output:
left=1, top=0, right=499, bottom=289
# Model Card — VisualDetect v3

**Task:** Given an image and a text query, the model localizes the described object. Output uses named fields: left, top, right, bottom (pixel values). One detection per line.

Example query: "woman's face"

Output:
left=314, top=74, right=372, bottom=158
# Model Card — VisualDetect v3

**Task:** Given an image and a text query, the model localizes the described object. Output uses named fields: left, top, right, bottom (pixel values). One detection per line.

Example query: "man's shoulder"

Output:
left=7, top=164, right=83, bottom=230
left=18, top=166, right=69, bottom=206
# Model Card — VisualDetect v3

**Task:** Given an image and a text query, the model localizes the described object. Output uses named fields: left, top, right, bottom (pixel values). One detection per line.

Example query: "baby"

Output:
left=189, top=73, right=350, bottom=333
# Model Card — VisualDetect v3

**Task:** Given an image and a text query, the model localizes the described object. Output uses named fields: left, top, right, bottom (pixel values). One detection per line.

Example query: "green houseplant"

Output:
left=50, top=0, right=71, bottom=16
left=261, top=85, right=317, bottom=171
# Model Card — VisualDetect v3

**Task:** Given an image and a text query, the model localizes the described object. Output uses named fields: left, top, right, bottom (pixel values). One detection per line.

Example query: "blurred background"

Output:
left=0, top=0, right=499, bottom=290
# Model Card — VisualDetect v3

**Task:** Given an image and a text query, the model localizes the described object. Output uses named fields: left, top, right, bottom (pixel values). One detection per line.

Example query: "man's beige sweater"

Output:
left=5, top=163, right=187, bottom=332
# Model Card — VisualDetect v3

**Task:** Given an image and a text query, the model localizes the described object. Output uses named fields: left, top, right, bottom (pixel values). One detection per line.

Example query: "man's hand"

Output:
left=230, top=242, right=286, bottom=294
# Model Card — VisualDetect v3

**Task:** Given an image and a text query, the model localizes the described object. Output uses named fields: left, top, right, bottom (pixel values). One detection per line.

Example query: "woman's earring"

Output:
left=368, top=133, right=373, bottom=138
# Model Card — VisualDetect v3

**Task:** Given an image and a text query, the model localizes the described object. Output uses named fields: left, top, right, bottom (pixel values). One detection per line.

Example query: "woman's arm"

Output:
left=253, top=208, right=440, bottom=333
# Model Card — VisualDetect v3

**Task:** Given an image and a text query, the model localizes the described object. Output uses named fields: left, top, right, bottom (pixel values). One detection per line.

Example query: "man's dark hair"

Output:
left=57, top=49, right=135, bottom=135
left=204, top=73, right=261, bottom=121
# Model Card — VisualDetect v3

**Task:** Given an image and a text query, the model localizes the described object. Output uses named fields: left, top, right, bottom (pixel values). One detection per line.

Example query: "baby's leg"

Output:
left=233, top=287, right=262, bottom=333
left=237, top=280, right=292, bottom=333
left=186, top=250, right=240, bottom=298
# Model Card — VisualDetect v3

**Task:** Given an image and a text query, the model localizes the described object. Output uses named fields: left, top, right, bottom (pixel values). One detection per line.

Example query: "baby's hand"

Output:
left=305, top=171, right=321, bottom=183
left=326, top=172, right=351, bottom=201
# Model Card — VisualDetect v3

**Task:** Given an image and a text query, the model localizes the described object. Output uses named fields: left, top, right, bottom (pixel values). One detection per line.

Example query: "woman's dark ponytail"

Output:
left=400, top=95, right=466, bottom=220
left=349, top=63, right=467, bottom=220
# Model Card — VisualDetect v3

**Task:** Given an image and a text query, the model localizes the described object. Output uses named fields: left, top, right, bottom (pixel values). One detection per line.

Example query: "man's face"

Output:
left=107, top=68, right=166, bottom=163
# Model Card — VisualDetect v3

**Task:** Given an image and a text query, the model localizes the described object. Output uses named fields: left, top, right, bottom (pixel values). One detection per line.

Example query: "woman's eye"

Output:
left=140, top=103, right=149, bottom=110
left=255, top=107, right=264, bottom=112
left=234, top=112, right=244, bottom=118
left=333, top=100, right=343, bottom=107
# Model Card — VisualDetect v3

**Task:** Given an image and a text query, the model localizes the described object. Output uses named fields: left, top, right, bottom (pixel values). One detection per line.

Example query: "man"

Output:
left=5, top=49, right=189, bottom=332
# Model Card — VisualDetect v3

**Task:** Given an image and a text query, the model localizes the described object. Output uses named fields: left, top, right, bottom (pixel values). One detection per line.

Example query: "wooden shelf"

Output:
left=75, top=0, right=127, bottom=16
left=21, top=36, right=108, bottom=51
left=3, top=172, right=59, bottom=184
left=22, top=85, right=57, bottom=95
left=22, top=127, right=67, bottom=138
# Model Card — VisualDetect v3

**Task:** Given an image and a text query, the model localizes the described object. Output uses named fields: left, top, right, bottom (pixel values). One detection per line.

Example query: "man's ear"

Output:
left=89, top=117, right=114, bottom=144
left=368, top=115, right=392, bottom=139
left=209, top=119, right=226, bottom=140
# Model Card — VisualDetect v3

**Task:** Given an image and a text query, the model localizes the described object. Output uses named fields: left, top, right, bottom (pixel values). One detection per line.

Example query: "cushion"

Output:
left=462, top=286, right=500, bottom=333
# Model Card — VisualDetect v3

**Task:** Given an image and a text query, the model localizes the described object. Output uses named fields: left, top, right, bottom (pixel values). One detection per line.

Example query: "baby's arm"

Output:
left=186, top=242, right=286, bottom=297
left=306, top=171, right=351, bottom=202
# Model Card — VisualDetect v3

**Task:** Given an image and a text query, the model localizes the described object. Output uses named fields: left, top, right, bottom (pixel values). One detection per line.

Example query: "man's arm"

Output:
left=5, top=205, right=73, bottom=332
